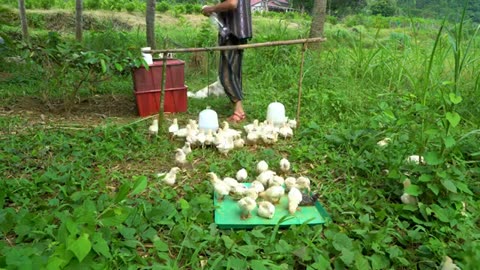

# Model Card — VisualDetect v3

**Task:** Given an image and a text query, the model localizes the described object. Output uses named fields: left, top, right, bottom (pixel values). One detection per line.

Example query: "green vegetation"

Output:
left=1, top=3, right=479, bottom=270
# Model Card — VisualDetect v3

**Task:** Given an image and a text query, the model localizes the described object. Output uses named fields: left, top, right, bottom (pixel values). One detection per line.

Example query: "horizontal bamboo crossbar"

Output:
left=148, top=37, right=326, bottom=54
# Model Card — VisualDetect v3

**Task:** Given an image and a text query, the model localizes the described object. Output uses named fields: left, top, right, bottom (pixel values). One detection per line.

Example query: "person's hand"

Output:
left=201, top=5, right=215, bottom=16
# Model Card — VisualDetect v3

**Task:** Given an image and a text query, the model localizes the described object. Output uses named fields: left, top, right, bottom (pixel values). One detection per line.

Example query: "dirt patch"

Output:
left=1, top=94, right=140, bottom=126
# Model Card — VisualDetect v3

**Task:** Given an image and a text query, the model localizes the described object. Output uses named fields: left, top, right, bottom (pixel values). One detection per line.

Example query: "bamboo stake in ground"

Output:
left=296, top=42, right=308, bottom=128
left=158, top=53, right=168, bottom=133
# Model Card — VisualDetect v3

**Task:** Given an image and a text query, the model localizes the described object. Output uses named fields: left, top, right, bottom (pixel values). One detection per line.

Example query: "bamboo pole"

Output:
left=296, top=42, right=308, bottom=128
left=148, top=37, right=326, bottom=54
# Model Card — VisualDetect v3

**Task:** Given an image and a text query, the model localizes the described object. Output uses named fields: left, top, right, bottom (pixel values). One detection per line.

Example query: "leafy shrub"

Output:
left=156, top=2, right=170, bottom=13
left=84, top=0, right=101, bottom=10
left=172, top=5, right=186, bottom=18
left=369, top=0, right=397, bottom=17
left=125, top=2, right=136, bottom=12
left=326, top=15, right=338, bottom=25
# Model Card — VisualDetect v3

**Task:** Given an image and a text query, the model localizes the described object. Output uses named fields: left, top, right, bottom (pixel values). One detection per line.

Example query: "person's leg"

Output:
left=219, top=35, right=247, bottom=122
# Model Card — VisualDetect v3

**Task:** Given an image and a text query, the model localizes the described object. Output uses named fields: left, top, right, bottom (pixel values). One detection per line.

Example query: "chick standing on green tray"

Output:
left=201, top=0, right=252, bottom=123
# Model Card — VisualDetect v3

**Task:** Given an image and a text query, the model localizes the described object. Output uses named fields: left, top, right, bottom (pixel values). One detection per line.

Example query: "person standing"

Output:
left=201, top=0, right=252, bottom=123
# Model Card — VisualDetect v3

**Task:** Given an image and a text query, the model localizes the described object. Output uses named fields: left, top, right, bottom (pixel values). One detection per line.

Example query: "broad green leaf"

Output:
left=418, top=174, right=432, bottom=182
left=355, top=253, right=371, bottom=270
left=100, top=207, right=129, bottom=227
left=100, top=59, right=107, bottom=73
left=250, top=229, right=265, bottom=239
left=227, top=257, right=247, bottom=270
left=235, top=245, right=260, bottom=257
left=250, top=260, right=269, bottom=270
left=424, top=152, right=443, bottom=165
left=444, top=136, right=456, bottom=148
left=92, top=232, right=111, bottom=258
left=455, top=181, right=473, bottom=195
left=222, top=235, right=235, bottom=249
left=332, top=233, right=353, bottom=251
left=427, top=183, right=440, bottom=195
left=448, top=93, right=462, bottom=104
left=179, top=198, right=190, bottom=210
left=370, top=254, right=390, bottom=270
left=446, top=112, right=461, bottom=127
left=153, top=239, right=169, bottom=252
left=68, top=233, right=91, bottom=263
left=114, top=182, right=131, bottom=203
left=311, top=255, right=331, bottom=270
left=131, top=176, right=148, bottom=196
left=441, top=179, right=457, bottom=193
left=340, top=248, right=355, bottom=266
left=405, top=184, right=422, bottom=196
left=431, top=204, right=450, bottom=222
left=114, top=63, right=123, bottom=72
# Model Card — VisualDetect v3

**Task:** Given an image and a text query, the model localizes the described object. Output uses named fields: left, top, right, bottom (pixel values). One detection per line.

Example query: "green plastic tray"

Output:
left=214, top=185, right=330, bottom=229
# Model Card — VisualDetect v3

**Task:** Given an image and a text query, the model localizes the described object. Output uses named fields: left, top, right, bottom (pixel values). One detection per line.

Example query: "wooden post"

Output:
left=296, top=42, right=308, bottom=127
left=158, top=54, right=168, bottom=133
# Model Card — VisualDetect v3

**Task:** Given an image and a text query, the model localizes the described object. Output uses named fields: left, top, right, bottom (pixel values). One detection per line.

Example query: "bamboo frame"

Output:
left=152, top=37, right=326, bottom=131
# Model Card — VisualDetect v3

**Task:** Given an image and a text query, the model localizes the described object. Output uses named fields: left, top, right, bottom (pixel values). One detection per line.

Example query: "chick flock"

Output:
left=208, top=158, right=317, bottom=220
left=161, top=117, right=297, bottom=165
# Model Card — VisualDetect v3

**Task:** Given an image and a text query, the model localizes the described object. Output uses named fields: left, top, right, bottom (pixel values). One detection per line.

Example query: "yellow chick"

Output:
left=259, top=186, right=284, bottom=204
left=257, top=201, right=275, bottom=219
left=400, top=178, right=418, bottom=205
left=279, top=158, right=291, bottom=174
left=296, top=176, right=311, bottom=192
left=245, top=188, right=258, bottom=200
left=287, top=118, right=297, bottom=129
left=238, top=196, right=257, bottom=220
left=205, top=129, right=215, bottom=146
left=246, top=131, right=260, bottom=145
left=216, top=137, right=235, bottom=156
left=207, top=172, right=230, bottom=202
left=236, top=168, right=248, bottom=182
left=244, top=119, right=259, bottom=134
left=156, top=167, right=181, bottom=186
left=256, top=160, right=269, bottom=173
left=288, top=187, right=303, bottom=214
left=234, top=138, right=245, bottom=148
left=223, top=177, right=239, bottom=189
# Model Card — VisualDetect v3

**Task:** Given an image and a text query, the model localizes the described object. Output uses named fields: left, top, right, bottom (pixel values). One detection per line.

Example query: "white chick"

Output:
left=406, top=155, right=424, bottom=165
left=257, top=160, right=269, bottom=173
left=377, top=137, right=391, bottom=147
left=208, top=172, right=230, bottom=202
left=175, top=124, right=191, bottom=138
left=246, top=131, right=260, bottom=145
left=182, top=142, right=192, bottom=155
left=244, top=119, right=259, bottom=134
left=279, top=158, right=291, bottom=174
left=175, top=148, right=187, bottom=166
left=440, top=256, right=461, bottom=270
left=223, top=177, right=239, bottom=189
left=234, top=138, right=245, bottom=148
left=245, top=188, right=258, bottom=200
left=400, top=178, right=418, bottom=205
left=256, top=170, right=276, bottom=187
left=257, top=201, right=275, bottom=219
left=269, top=175, right=285, bottom=187
left=236, top=168, right=248, bottom=182
left=238, top=197, right=257, bottom=220
left=221, top=121, right=242, bottom=139
left=288, top=118, right=297, bottom=129
left=259, top=186, right=285, bottom=204
left=250, top=180, right=265, bottom=193
left=284, top=177, right=297, bottom=192
left=156, top=167, right=181, bottom=186
left=168, top=118, right=179, bottom=135
left=216, top=137, right=234, bottom=156
left=288, top=187, right=303, bottom=214
left=205, top=129, right=215, bottom=146
left=278, top=122, right=293, bottom=139
left=261, top=132, right=278, bottom=145
left=230, top=183, right=248, bottom=200
left=148, top=119, right=159, bottom=136
left=296, top=176, right=311, bottom=192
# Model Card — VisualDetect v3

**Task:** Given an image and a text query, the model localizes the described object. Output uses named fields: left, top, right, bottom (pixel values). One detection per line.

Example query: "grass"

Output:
left=1, top=8, right=480, bottom=270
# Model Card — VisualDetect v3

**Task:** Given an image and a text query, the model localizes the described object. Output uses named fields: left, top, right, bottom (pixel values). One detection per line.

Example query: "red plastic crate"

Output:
left=133, top=59, right=185, bottom=92
left=132, top=59, right=187, bottom=116
left=135, top=86, right=188, bottom=116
